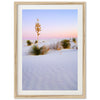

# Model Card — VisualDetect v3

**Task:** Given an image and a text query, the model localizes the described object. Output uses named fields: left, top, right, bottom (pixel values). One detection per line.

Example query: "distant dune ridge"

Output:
left=25, top=38, right=77, bottom=55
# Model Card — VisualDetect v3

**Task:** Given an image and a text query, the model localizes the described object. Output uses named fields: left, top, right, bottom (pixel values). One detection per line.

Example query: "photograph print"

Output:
left=23, top=9, right=78, bottom=90
left=14, top=2, right=86, bottom=98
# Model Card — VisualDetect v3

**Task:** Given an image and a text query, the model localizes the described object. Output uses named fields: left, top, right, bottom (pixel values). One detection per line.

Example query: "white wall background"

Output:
left=0, top=0, right=100, bottom=100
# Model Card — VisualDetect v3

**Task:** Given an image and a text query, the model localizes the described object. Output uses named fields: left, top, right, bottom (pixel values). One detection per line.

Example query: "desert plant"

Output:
left=26, top=40, right=32, bottom=46
left=56, top=41, right=62, bottom=50
left=35, top=19, right=41, bottom=43
left=72, top=38, right=76, bottom=43
left=49, top=42, right=62, bottom=50
left=61, top=39, right=71, bottom=49
left=35, top=40, right=38, bottom=44
left=40, top=46, right=49, bottom=55
left=32, top=45, right=40, bottom=55
left=30, top=45, right=49, bottom=55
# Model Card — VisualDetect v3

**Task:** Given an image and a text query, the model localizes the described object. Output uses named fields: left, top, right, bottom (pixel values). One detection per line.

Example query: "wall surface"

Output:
left=0, top=0, right=100, bottom=100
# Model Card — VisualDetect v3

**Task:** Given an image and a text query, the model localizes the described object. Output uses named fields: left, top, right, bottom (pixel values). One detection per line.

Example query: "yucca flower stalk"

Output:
left=35, top=19, right=41, bottom=43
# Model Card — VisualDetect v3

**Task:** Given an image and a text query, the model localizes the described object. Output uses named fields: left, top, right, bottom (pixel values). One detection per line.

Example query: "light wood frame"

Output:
left=14, top=2, right=86, bottom=99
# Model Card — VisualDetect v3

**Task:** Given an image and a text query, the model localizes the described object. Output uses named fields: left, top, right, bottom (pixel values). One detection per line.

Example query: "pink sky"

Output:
left=22, top=9, right=78, bottom=40
left=22, top=29, right=77, bottom=40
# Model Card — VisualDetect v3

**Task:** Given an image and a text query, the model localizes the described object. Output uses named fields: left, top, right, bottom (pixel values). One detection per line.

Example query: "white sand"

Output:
left=22, top=40, right=78, bottom=90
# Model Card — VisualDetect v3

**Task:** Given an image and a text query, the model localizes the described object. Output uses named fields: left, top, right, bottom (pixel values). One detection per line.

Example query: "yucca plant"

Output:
left=32, top=45, right=40, bottom=55
left=26, top=40, right=32, bottom=46
left=56, top=41, right=62, bottom=50
left=72, top=38, right=76, bottom=43
left=61, top=39, right=71, bottom=49
left=30, top=45, right=49, bottom=55
left=40, top=46, right=49, bottom=55
left=35, top=40, right=38, bottom=44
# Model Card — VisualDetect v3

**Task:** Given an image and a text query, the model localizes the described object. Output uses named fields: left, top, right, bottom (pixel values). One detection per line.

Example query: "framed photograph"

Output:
left=14, top=2, right=86, bottom=98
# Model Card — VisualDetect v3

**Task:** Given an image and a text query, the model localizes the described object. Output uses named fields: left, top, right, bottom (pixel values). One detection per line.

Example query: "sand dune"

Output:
left=22, top=41, right=77, bottom=90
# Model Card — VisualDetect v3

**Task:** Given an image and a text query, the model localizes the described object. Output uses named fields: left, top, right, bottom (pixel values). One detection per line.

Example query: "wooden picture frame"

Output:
left=14, top=2, right=86, bottom=98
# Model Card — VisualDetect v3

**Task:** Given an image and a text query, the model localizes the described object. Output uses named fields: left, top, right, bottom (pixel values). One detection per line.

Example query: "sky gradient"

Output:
left=22, top=9, right=78, bottom=40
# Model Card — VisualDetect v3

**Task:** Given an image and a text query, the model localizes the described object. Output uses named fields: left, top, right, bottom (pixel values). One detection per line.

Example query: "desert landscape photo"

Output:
left=22, top=9, right=78, bottom=90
